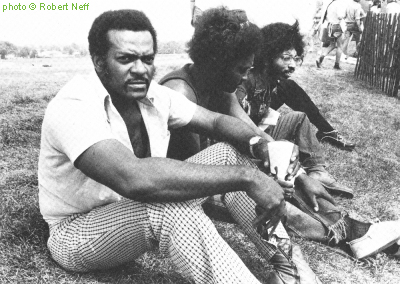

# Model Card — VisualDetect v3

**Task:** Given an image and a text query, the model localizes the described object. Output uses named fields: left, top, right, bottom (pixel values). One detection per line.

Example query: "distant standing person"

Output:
left=342, top=0, right=365, bottom=59
left=370, top=0, right=382, bottom=13
left=360, top=0, right=373, bottom=12
left=308, top=0, right=324, bottom=53
left=316, top=0, right=347, bottom=70
left=190, top=0, right=203, bottom=27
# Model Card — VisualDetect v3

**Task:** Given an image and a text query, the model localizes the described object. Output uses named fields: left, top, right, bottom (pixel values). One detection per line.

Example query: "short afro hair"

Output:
left=254, top=21, right=305, bottom=71
left=88, top=9, right=157, bottom=59
left=187, top=7, right=262, bottom=72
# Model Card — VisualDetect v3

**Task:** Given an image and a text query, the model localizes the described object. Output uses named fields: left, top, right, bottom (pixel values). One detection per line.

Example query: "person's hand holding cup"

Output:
left=268, top=140, right=297, bottom=193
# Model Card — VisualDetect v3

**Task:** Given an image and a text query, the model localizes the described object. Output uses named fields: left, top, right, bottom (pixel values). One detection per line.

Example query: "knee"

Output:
left=285, top=111, right=309, bottom=124
left=207, top=142, right=240, bottom=161
left=202, top=142, right=252, bottom=166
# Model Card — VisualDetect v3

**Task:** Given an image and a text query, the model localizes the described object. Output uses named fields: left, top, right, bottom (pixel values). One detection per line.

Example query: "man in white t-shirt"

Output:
left=38, top=8, right=329, bottom=284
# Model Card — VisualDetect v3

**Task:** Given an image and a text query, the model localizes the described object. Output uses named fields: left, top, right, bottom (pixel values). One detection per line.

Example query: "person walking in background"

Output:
left=359, top=0, right=373, bottom=12
left=190, top=0, right=203, bottom=27
left=308, top=0, right=324, bottom=53
left=342, top=0, right=366, bottom=59
left=370, top=0, right=382, bottom=12
left=316, top=0, right=347, bottom=70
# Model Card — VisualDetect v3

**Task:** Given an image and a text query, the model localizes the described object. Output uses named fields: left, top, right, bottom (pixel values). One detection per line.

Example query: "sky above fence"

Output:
left=0, top=0, right=323, bottom=47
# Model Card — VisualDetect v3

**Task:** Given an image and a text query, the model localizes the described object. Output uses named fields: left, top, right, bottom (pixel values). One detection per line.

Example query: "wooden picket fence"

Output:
left=355, top=12, right=400, bottom=97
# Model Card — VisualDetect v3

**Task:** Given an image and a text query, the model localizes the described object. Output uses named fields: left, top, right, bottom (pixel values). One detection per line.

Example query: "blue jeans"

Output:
left=265, top=111, right=326, bottom=169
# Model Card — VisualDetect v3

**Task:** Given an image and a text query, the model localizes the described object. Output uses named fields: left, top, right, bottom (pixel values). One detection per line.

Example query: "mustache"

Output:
left=126, top=77, right=150, bottom=85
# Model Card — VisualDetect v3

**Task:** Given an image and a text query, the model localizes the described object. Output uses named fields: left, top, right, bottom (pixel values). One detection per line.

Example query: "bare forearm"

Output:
left=120, top=157, right=256, bottom=202
left=211, top=114, right=260, bottom=154
left=76, top=139, right=259, bottom=203
left=76, top=140, right=283, bottom=212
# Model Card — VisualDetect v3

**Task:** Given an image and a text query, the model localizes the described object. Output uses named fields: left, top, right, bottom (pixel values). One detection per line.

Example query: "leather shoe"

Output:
left=333, top=63, right=341, bottom=70
left=267, top=245, right=322, bottom=284
left=307, top=167, right=354, bottom=198
left=316, top=130, right=356, bottom=151
left=316, top=56, right=324, bottom=68
left=349, top=220, right=400, bottom=259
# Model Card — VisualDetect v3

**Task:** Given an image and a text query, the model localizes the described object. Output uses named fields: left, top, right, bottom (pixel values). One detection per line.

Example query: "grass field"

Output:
left=1, top=51, right=399, bottom=284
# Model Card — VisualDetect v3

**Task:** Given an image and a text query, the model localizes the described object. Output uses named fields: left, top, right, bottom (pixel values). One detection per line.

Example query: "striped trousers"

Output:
left=47, top=143, right=289, bottom=284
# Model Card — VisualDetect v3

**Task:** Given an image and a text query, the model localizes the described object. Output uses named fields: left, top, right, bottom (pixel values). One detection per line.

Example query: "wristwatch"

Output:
left=249, top=136, right=263, bottom=158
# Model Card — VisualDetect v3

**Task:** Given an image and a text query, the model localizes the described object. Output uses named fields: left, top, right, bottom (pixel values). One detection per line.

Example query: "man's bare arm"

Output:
left=74, top=139, right=284, bottom=213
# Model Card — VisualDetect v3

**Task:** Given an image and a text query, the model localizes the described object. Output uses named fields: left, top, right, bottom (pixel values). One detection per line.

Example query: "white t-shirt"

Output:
left=345, top=1, right=365, bottom=22
left=326, top=0, right=347, bottom=24
left=38, top=72, right=196, bottom=225
left=370, top=6, right=381, bottom=13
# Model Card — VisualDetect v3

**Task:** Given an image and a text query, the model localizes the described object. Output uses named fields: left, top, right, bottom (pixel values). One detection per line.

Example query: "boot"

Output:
left=256, top=207, right=322, bottom=283
left=267, top=245, right=322, bottom=284
left=285, top=202, right=330, bottom=243
left=288, top=187, right=372, bottom=246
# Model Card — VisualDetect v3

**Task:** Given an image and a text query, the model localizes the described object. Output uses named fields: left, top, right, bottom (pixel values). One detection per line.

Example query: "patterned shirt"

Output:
left=236, top=71, right=278, bottom=126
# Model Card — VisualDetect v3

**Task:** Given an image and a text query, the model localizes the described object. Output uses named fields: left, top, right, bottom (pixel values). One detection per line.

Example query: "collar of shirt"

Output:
left=86, top=71, right=171, bottom=158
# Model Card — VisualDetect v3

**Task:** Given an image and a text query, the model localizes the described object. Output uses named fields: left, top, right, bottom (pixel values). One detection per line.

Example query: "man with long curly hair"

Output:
left=242, top=21, right=356, bottom=150
left=236, top=20, right=400, bottom=260
left=236, top=21, right=355, bottom=219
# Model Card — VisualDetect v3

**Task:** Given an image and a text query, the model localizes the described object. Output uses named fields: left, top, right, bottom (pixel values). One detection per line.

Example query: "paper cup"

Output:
left=268, top=141, right=295, bottom=183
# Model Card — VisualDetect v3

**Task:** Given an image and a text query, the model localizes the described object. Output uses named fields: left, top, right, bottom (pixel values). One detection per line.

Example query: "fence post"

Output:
left=355, top=12, right=400, bottom=97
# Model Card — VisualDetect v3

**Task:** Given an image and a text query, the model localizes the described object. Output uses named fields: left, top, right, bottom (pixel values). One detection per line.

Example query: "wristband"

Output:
left=249, top=136, right=262, bottom=158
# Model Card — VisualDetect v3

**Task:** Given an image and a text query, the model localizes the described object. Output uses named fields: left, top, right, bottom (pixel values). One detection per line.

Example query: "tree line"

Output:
left=0, top=40, right=188, bottom=59
left=0, top=41, right=89, bottom=59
